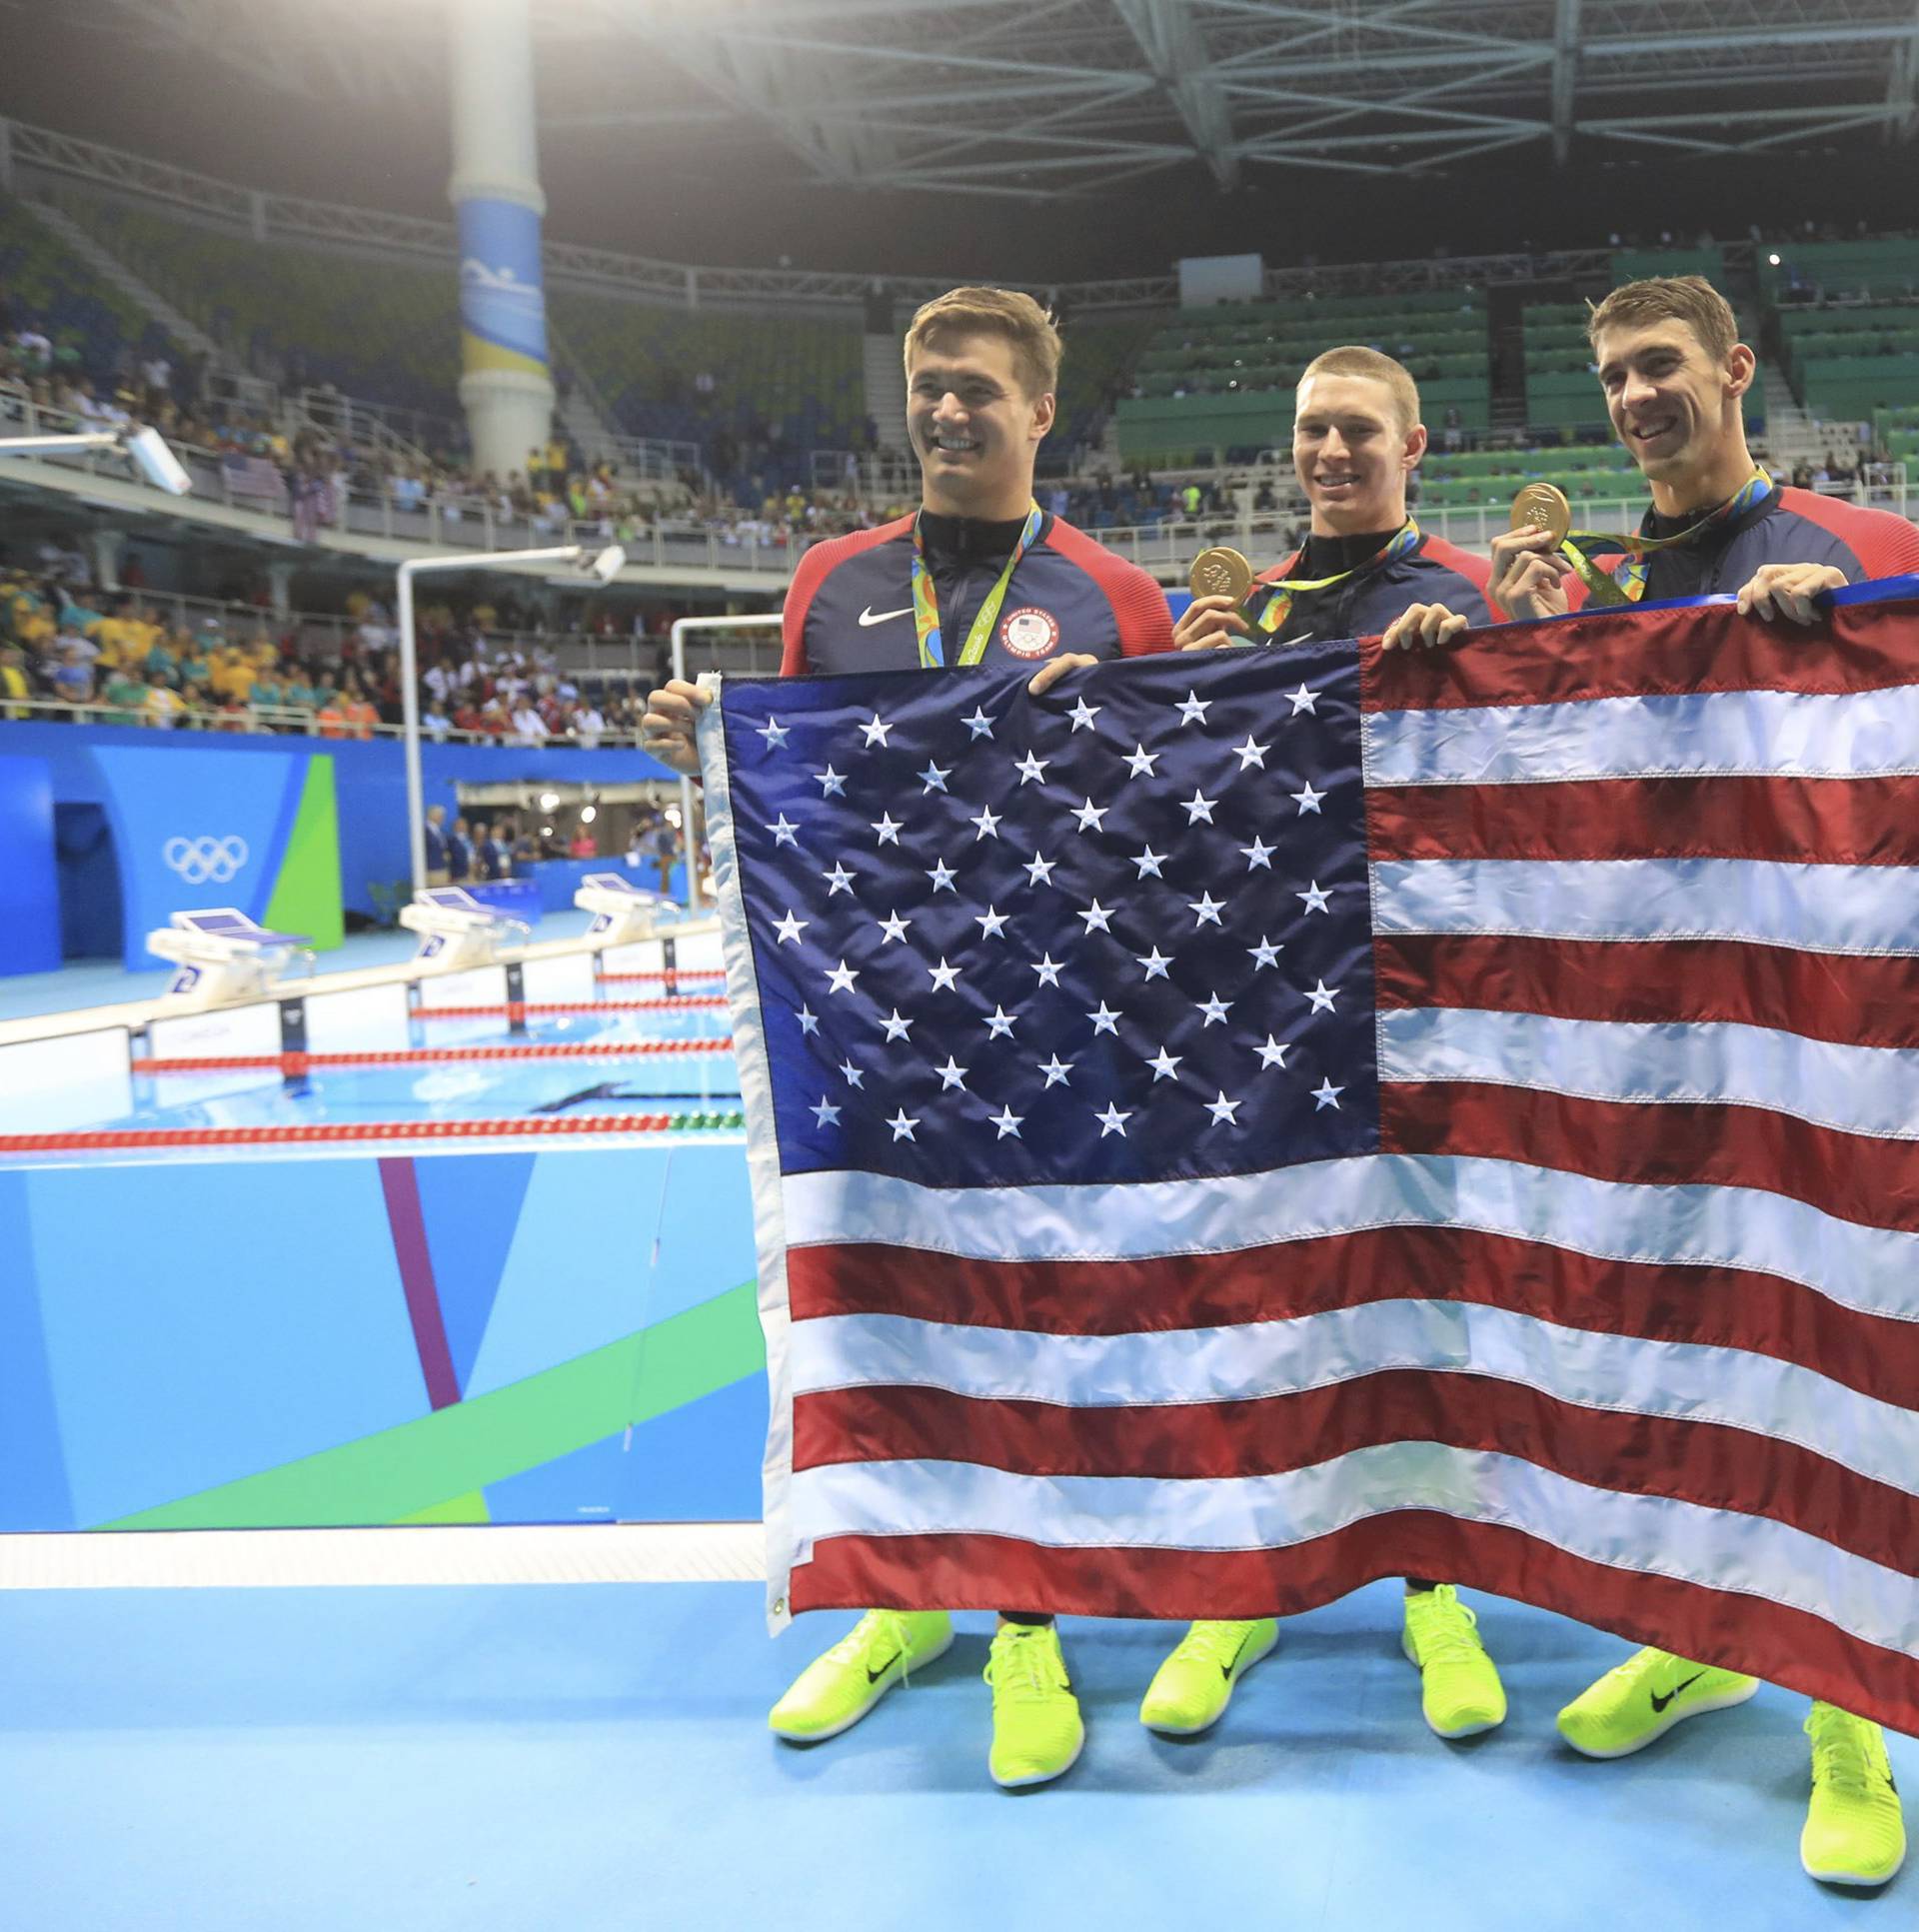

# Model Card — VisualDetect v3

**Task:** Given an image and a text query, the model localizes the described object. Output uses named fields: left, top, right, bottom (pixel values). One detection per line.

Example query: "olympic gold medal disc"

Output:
left=1509, top=483, right=1572, bottom=547
left=1188, top=546, right=1254, bottom=605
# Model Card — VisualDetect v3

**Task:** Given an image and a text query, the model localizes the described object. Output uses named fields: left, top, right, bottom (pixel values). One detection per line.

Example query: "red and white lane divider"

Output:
left=136, top=1038, right=734, bottom=1074
left=416, top=997, right=731, bottom=1016
left=0, top=1113, right=744, bottom=1154
left=596, top=969, right=728, bottom=984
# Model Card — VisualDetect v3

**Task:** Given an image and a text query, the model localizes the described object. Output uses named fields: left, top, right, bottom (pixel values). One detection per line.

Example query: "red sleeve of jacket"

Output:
left=1775, top=488, right=1919, bottom=581
left=778, top=518, right=913, bottom=676
left=1040, top=519, right=1176, bottom=656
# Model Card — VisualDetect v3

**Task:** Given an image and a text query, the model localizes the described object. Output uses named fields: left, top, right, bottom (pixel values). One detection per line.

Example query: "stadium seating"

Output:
left=46, top=188, right=463, bottom=425
left=1114, top=290, right=1490, bottom=466
left=545, top=288, right=863, bottom=477
left=0, top=191, right=177, bottom=385
left=1763, top=241, right=1919, bottom=423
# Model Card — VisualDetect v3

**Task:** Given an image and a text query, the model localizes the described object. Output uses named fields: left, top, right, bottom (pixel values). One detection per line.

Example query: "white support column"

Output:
left=448, top=0, right=556, bottom=482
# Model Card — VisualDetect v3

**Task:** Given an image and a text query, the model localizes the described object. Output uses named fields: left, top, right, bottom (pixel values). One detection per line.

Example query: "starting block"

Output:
left=400, top=886, right=532, bottom=967
left=146, top=909, right=316, bottom=1009
left=574, top=872, right=684, bottom=947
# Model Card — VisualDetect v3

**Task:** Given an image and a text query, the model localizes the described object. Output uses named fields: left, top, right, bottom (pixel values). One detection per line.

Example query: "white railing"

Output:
left=7, top=380, right=1910, bottom=587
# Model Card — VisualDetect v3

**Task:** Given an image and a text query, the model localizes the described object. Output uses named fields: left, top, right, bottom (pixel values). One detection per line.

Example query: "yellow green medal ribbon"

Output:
left=911, top=503, right=1045, bottom=669
left=1556, top=470, right=1774, bottom=606
left=1255, top=520, right=1423, bottom=636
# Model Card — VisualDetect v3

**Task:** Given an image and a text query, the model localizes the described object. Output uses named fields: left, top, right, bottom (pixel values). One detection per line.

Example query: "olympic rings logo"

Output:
left=163, top=835, right=250, bottom=885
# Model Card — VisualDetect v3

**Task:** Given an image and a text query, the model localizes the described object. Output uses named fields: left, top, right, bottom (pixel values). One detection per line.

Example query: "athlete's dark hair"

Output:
left=904, top=286, right=1062, bottom=399
left=1587, top=276, right=1740, bottom=363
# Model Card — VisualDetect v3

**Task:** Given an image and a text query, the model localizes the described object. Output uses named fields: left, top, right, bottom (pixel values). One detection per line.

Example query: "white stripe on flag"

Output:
left=1378, top=1006, right=1919, bottom=1140
left=1364, top=684, right=1919, bottom=788
left=1370, top=857, right=1919, bottom=957
left=790, top=1446, right=1919, bottom=1662
left=792, top=1300, right=1919, bottom=1498
left=783, top=1154, right=1919, bottom=1323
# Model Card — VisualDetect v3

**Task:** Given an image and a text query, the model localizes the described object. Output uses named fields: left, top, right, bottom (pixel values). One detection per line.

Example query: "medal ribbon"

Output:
left=911, top=503, right=1045, bottom=669
left=1553, top=470, right=1774, bottom=607
left=1254, top=520, right=1423, bottom=635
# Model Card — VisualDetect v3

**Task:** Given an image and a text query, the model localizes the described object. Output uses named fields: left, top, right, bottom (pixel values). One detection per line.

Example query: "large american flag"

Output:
left=700, top=587, right=1919, bottom=1735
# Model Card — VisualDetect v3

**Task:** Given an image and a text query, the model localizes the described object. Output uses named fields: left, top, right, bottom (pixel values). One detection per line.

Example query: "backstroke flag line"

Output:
left=699, top=587, right=1919, bottom=1737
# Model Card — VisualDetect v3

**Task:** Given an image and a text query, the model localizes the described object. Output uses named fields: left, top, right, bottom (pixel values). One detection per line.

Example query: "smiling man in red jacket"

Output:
left=643, top=286, right=1171, bottom=1790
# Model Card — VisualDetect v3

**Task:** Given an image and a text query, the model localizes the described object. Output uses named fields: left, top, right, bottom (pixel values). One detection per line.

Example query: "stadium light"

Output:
left=580, top=805, right=597, bottom=824
left=1769, top=253, right=1782, bottom=266
left=0, top=424, right=195, bottom=497
left=396, top=543, right=632, bottom=893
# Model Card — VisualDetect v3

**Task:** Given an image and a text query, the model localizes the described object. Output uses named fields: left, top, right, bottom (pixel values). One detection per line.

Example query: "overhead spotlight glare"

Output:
left=580, top=805, right=597, bottom=823
left=1768, top=253, right=1781, bottom=266
left=665, top=806, right=683, bottom=829
left=539, top=790, right=560, bottom=811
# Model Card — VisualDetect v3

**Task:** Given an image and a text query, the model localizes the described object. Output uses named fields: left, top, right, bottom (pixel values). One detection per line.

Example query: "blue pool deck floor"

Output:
left=0, top=1576, right=1906, bottom=1930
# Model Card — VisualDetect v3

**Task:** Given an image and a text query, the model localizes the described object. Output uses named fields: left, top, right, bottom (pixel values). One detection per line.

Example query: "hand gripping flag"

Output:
left=699, top=584, right=1919, bottom=1735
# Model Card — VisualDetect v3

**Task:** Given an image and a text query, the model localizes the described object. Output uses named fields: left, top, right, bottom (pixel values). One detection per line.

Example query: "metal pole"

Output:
left=667, top=612, right=783, bottom=912
left=399, top=560, right=428, bottom=894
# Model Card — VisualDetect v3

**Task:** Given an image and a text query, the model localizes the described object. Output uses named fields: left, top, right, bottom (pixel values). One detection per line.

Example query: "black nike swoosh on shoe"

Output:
left=1219, top=1630, right=1255, bottom=1681
left=1649, top=1672, right=1705, bottom=1713
left=866, top=1650, right=901, bottom=1683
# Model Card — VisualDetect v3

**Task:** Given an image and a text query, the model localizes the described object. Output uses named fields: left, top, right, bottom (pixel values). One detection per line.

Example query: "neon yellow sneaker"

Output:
left=1555, top=1646, right=1758, bottom=1758
left=1401, top=1585, right=1506, bottom=1738
left=768, top=1608, right=953, bottom=1742
left=984, top=1623, right=1083, bottom=1788
left=1802, top=1702, right=1907, bottom=1887
left=1138, top=1619, right=1278, bottom=1735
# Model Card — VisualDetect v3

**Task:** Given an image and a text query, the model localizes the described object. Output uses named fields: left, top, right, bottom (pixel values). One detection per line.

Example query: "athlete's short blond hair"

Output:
left=1295, top=346, right=1420, bottom=436
left=904, top=286, right=1062, bottom=400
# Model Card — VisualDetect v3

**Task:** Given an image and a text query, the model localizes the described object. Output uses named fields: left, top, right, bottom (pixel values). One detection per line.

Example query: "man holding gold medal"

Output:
left=1151, top=346, right=1514, bottom=1749
left=1378, top=275, right=1917, bottom=1890
left=1386, top=275, right=1919, bottom=645
left=1172, top=345, right=1499, bottom=659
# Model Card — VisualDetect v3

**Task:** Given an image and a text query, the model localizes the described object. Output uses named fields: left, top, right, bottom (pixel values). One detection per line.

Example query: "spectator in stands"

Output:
left=568, top=823, right=597, bottom=859
left=424, top=805, right=451, bottom=888
left=314, top=686, right=350, bottom=738
left=511, top=696, right=549, bottom=746
left=49, top=641, right=95, bottom=714
left=1, top=644, right=30, bottom=719
left=142, top=672, right=183, bottom=729
left=339, top=673, right=377, bottom=738
left=99, top=662, right=147, bottom=725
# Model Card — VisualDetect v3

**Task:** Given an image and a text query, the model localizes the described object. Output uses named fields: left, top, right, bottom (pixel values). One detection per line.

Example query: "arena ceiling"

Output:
left=79, top=0, right=1919, bottom=200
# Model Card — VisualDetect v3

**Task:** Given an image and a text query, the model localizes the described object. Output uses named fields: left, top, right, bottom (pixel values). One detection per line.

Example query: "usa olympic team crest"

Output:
left=998, top=606, right=1060, bottom=659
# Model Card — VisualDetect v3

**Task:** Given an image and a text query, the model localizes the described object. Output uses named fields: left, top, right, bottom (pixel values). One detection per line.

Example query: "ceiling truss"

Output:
left=86, top=0, right=1919, bottom=200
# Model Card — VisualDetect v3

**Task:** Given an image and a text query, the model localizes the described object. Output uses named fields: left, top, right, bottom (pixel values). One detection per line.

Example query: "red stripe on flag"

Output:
left=787, top=1230, right=1919, bottom=1407
left=789, top=1518, right=1919, bottom=1735
left=1362, top=596, right=1919, bottom=713
left=1374, top=934, right=1919, bottom=1049
left=1368, top=775, right=1919, bottom=868
left=1380, top=1080, right=1919, bottom=1234
left=793, top=1372, right=1919, bottom=1574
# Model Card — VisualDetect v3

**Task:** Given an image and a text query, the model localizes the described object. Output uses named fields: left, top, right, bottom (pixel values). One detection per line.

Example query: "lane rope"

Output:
left=0, top=1111, right=748, bottom=1154
left=136, top=1040, right=735, bottom=1073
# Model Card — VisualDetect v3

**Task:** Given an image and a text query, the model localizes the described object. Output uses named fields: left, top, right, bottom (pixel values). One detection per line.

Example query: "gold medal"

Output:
left=1509, top=483, right=1572, bottom=547
left=1188, top=546, right=1254, bottom=605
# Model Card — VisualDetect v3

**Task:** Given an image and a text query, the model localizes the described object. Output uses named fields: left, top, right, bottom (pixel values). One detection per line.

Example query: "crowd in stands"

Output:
left=0, top=550, right=659, bottom=747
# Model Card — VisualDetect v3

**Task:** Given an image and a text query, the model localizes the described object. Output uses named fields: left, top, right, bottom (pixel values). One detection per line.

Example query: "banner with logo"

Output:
left=88, top=745, right=342, bottom=968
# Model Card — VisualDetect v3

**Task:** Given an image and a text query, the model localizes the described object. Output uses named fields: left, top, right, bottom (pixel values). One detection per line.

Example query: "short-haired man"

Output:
left=1165, top=345, right=1509, bottom=1747
left=1389, top=276, right=1916, bottom=1890
left=1177, top=345, right=1498, bottom=658
left=642, top=286, right=1173, bottom=1789
left=424, top=806, right=450, bottom=888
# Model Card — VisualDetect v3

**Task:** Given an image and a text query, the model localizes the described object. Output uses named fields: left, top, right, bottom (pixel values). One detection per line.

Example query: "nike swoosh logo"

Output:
left=859, top=606, right=912, bottom=627
left=866, top=1649, right=901, bottom=1683
left=1219, top=1630, right=1254, bottom=1680
left=1650, top=1671, right=1704, bottom=1713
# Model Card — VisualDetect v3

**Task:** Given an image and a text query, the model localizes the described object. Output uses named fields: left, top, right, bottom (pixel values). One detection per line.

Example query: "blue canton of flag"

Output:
left=705, top=643, right=1378, bottom=1187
